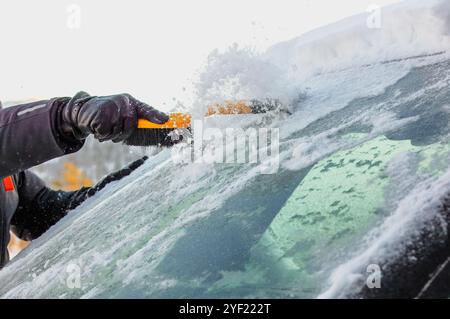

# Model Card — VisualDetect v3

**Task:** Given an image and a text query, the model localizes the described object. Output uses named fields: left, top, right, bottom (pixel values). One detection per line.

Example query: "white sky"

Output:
left=0, top=0, right=401, bottom=109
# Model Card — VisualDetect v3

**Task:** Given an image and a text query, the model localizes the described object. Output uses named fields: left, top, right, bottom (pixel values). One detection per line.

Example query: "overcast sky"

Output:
left=0, top=0, right=401, bottom=109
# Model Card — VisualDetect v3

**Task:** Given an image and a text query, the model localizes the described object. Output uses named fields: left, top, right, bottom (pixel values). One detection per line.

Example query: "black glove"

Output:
left=59, top=92, right=169, bottom=143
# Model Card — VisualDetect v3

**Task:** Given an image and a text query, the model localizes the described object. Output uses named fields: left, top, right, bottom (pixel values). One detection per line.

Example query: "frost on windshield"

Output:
left=2, top=0, right=450, bottom=299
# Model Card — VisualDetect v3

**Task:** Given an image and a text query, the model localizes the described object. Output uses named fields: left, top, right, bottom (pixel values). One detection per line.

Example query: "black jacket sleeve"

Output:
left=10, top=157, right=147, bottom=241
left=10, top=171, right=90, bottom=241
left=0, top=98, right=84, bottom=178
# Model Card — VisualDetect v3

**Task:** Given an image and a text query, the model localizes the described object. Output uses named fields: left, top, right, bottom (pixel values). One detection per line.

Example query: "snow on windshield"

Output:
left=1, top=0, right=450, bottom=298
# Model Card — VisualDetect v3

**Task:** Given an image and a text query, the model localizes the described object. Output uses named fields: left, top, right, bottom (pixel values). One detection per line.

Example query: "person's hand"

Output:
left=61, top=91, right=169, bottom=143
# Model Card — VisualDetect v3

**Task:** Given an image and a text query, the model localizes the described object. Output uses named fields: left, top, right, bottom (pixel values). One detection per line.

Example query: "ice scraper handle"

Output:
left=137, top=113, right=191, bottom=129
left=123, top=113, right=192, bottom=147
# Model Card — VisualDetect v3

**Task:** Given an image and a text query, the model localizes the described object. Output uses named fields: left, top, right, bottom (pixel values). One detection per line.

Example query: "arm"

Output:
left=10, top=170, right=82, bottom=241
left=0, top=92, right=168, bottom=178
left=0, top=98, right=84, bottom=178
left=11, top=157, right=147, bottom=241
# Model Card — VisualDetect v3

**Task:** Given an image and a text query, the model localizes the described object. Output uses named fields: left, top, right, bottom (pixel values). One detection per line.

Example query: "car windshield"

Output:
left=2, top=53, right=450, bottom=298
